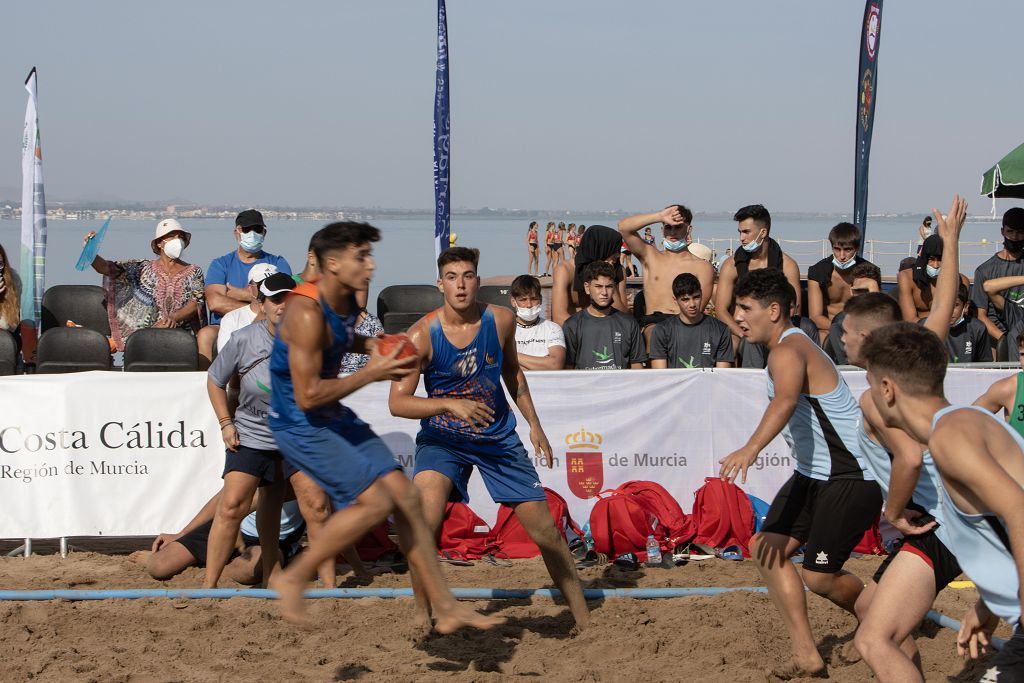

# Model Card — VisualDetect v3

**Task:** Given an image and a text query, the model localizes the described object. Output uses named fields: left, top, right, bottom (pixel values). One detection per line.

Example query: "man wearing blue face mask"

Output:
left=198, top=209, right=292, bottom=366
left=806, top=223, right=875, bottom=342
left=618, top=204, right=715, bottom=348
left=918, top=282, right=992, bottom=363
left=897, top=233, right=970, bottom=324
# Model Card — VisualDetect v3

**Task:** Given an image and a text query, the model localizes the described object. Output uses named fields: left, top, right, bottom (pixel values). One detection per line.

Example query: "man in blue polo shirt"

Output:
left=197, top=209, right=291, bottom=364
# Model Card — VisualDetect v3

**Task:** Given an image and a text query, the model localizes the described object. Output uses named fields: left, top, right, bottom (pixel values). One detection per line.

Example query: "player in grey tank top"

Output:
left=860, top=319, right=1024, bottom=680
left=719, top=269, right=881, bottom=679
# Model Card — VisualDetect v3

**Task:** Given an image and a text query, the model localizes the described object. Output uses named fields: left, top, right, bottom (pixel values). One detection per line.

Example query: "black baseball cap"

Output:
left=236, top=209, right=266, bottom=229
left=259, top=272, right=297, bottom=298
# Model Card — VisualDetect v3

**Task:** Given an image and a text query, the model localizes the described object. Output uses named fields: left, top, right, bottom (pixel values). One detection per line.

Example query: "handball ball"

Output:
left=377, top=334, right=418, bottom=360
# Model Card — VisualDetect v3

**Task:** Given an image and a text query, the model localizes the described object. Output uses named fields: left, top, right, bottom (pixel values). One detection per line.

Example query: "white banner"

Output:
left=0, top=367, right=1014, bottom=538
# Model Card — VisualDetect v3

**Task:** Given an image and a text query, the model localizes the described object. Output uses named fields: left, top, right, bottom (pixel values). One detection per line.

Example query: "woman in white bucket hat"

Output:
left=83, top=218, right=206, bottom=351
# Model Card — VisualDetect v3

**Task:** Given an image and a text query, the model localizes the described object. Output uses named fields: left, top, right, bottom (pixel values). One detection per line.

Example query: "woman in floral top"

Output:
left=339, top=309, right=384, bottom=373
left=83, top=218, right=205, bottom=351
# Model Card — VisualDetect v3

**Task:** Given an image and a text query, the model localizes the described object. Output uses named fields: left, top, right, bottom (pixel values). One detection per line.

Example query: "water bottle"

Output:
left=645, top=535, right=662, bottom=567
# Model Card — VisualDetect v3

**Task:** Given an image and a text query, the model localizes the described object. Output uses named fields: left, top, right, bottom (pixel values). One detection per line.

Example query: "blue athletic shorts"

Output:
left=413, top=429, right=546, bottom=505
left=271, top=412, right=400, bottom=509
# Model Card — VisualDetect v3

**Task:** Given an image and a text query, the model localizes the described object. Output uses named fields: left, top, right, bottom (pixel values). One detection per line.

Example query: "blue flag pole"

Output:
left=433, top=0, right=451, bottom=260
left=854, top=0, right=883, bottom=255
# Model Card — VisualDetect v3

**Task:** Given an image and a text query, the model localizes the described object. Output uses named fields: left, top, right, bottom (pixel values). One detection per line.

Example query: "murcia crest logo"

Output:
left=865, top=4, right=881, bottom=61
left=860, top=69, right=873, bottom=131
left=565, top=426, right=603, bottom=499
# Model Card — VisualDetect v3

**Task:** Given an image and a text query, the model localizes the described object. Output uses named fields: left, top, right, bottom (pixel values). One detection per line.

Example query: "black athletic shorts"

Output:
left=177, top=518, right=307, bottom=567
left=223, top=444, right=297, bottom=486
left=760, top=472, right=882, bottom=574
left=641, top=312, right=673, bottom=329
left=989, top=623, right=1024, bottom=682
left=871, top=529, right=962, bottom=590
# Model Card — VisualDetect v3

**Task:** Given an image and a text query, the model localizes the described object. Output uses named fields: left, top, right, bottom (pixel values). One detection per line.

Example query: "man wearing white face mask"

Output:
left=83, top=218, right=206, bottom=351
left=199, top=209, right=291, bottom=366
left=806, top=222, right=875, bottom=341
left=618, top=204, right=715, bottom=348
left=509, top=274, right=565, bottom=370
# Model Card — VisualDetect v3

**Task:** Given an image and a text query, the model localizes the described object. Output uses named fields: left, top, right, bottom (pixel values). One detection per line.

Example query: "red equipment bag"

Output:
left=588, top=486, right=657, bottom=562
left=617, top=480, right=696, bottom=552
left=437, top=502, right=491, bottom=560
left=354, top=522, right=398, bottom=561
left=691, top=477, right=755, bottom=557
left=487, top=487, right=584, bottom=558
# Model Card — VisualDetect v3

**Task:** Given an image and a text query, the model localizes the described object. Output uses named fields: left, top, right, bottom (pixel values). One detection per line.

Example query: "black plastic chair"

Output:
left=996, top=333, right=1012, bottom=362
left=0, top=329, right=17, bottom=375
left=41, top=285, right=111, bottom=335
left=124, top=328, right=199, bottom=372
left=822, top=334, right=839, bottom=364
left=35, top=327, right=112, bottom=374
left=376, top=285, right=443, bottom=334
left=477, top=285, right=514, bottom=311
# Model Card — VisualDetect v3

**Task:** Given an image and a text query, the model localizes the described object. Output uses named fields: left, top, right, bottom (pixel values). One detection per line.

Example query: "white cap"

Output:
left=688, top=243, right=713, bottom=262
left=247, top=263, right=279, bottom=284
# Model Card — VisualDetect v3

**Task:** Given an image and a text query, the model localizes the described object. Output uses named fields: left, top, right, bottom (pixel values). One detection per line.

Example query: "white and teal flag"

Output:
left=20, top=67, right=47, bottom=330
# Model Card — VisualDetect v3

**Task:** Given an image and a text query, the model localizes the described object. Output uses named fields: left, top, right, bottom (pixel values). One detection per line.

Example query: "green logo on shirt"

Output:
left=677, top=356, right=697, bottom=368
left=256, top=379, right=272, bottom=394
left=592, top=346, right=613, bottom=362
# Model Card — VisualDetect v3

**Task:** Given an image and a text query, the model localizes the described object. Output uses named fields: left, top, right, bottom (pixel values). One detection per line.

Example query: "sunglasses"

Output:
left=239, top=225, right=266, bottom=234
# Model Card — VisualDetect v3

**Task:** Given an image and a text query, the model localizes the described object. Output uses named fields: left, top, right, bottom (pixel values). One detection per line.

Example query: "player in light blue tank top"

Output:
left=860, top=319, right=1024, bottom=679
left=266, top=223, right=502, bottom=633
left=719, top=269, right=881, bottom=678
left=389, top=247, right=590, bottom=629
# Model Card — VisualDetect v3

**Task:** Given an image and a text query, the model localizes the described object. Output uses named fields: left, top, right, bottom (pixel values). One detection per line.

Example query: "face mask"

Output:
left=952, top=313, right=965, bottom=327
left=1005, top=238, right=1024, bottom=254
left=515, top=304, right=543, bottom=322
left=742, top=232, right=765, bottom=253
left=926, top=264, right=940, bottom=278
left=162, top=238, right=184, bottom=260
left=239, top=231, right=265, bottom=253
left=832, top=256, right=856, bottom=270
left=663, top=238, right=689, bottom=252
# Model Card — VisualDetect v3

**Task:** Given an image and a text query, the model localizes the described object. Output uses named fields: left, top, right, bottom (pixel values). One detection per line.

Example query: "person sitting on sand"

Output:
left=551, top=225, right=628, bottom=325
left=618, top=204, right=715, bottom=347
left=83, top=218, right=205, bottom=353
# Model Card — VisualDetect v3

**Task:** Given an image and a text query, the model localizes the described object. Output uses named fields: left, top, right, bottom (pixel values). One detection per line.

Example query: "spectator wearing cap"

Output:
left=971, top=207, right=1024, bottom=343
left=216, top=263, right=279, bottom=353
left=83, top=218, right=205, bottom=352
left=198, top=209, right=291, bottom=366
left=897, top=233, right=970, bottom=323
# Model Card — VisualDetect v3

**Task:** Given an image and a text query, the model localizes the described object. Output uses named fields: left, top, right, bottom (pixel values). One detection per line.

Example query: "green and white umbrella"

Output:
left=981, top=141, right=1024, bottom=199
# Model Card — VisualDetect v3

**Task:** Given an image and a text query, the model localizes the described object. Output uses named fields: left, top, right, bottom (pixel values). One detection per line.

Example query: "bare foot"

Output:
left=129, top=550, right=150, bottom=566
left=769, top=659, right=828, bottom=680
left=432, top=603, right=506, bottom=634
left=835, top=639, right=862, bottom=665
left=270, top=572, right=309, bottom=628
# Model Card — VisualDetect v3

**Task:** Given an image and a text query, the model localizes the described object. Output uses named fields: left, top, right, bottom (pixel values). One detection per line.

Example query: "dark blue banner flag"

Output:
left=854, top=0, right=882, bottom=250
left=433, top=0, right=451, bottom=259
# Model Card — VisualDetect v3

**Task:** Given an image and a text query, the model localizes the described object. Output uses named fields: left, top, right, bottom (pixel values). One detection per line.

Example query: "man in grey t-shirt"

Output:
left=563, top=261, right=646, bottom=370
left=970, top=207, right=1024, bottom=341
left=650, top=273, right=733, bottom=368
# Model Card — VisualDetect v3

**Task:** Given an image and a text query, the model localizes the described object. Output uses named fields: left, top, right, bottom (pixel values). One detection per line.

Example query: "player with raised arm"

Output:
left=267, top=223, right=501, bottom=633
left=718, top=268, right=880, bottom=679
left=389, top=246, right=590, bottom=631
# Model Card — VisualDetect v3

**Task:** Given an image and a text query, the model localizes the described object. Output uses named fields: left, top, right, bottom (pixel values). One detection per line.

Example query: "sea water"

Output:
left=0, top=214, right=1008, bottom=308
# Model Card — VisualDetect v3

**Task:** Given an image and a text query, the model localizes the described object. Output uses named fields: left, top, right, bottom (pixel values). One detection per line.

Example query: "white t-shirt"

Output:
left=217, top=304, right=259, bottom=352
left=515, top=319, right=565, bottom=357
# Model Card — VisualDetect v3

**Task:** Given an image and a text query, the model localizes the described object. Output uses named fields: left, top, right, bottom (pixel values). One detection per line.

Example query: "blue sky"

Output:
left=1, top=1, right=1021, bottom=213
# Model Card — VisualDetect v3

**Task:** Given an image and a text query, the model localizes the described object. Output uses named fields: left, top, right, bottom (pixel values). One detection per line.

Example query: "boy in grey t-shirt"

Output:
left=563, top=261, right=646, bottom=370
left=650, top=273, right=733, bottom=368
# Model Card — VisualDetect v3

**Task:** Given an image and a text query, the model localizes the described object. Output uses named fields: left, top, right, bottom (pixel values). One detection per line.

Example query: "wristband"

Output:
left=220, top=422, right=234, bottom=430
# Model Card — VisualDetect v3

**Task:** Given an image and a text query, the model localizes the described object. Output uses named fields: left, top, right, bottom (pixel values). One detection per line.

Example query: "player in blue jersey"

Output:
left=389, top=247, right=590, bottom=630
left=719, top=268, right=881, bottom=679
left=847, top=196, right=968, bottom=681
left=863, top=323, right=1024, bottom=681
left=267, top=223, right=502, bottom=633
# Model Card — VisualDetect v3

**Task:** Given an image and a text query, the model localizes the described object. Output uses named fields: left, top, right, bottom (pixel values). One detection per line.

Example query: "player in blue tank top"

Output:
left=718, top=268, right=881, bottom=679
left=845, top=197, right=970, bottom=681
left=862, top=321, right=1024, bottom=682
left=267, top=223, right=502, bottom=634
left=389, top=247, right=590, bottom=630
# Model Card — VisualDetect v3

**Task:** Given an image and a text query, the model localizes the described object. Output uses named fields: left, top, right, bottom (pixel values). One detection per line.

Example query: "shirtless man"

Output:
left=806, top=222, right=875, bottom=340
left=897, top=233, right=970, bottom=322
left=718, top=268, right=880, bottom=678
left=862, top=323, right=1024, bottom=681
left=618, top=204, right=714, bottom=345
left=267, top=222, right=500, bottom=633
left=551, top=224, right=628, bottom=325
left=714, top=204, right=802, bottom=342
left=390, top=246, right=590, bottom=630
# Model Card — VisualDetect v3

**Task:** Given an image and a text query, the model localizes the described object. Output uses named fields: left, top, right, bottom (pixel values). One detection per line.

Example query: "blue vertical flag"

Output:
left=854, top=0, right=882, bottom=251
left=433, top=0, right=451, bottom=260
left=20, top=67, right=47, bottom=330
